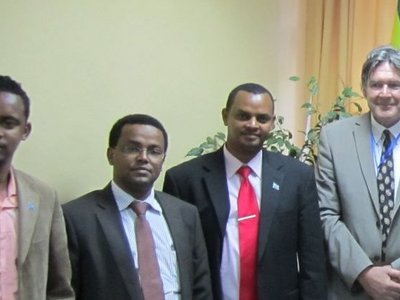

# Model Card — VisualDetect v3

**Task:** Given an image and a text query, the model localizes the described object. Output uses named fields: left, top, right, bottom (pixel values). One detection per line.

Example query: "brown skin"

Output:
left=222, top=91, right=275, bottom=163
left=107, top=124, right=165, bottom=200
left=364, top=61, right=400, bottom=128
left=0, top=92, right=31, bottom=191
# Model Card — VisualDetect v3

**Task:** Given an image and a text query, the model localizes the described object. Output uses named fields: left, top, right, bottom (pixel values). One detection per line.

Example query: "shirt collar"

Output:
left=223, top=144, right=263, bottom=178
left=111, top=180, right=162, bottom=214
left=0, top=168, right=17, bottom=208
left=8, top=168, right=17, bottom=198
left=371, top=114, right=400, bottom=145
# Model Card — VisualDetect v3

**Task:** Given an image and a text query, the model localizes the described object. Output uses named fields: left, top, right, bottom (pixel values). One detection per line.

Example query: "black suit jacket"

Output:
left=163, top=148, right=326, bottom=300
left=62, top=184, right=212, bottom=300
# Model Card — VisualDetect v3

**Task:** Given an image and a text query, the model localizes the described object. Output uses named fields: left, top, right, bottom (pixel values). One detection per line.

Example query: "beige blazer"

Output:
left=14, top=169, right=74, bottom=300
left=316, top=113, right=400, bottom=300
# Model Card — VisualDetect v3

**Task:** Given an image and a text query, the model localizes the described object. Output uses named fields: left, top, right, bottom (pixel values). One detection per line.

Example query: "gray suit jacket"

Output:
left=15, top=169, right=74, bottom=300
left=62, top=184, right=212, bottom=300
left=316, top=113, right=400, bottom=299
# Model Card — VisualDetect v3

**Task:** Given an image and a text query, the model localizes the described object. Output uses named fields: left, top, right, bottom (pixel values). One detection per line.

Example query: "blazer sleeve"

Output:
left=316, top=126, right=373, bottom=289
left=46, top=194, right=75, bottom=300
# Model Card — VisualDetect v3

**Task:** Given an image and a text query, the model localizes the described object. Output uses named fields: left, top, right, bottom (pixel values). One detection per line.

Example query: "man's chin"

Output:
left=374, top=112, right=400, bottom=127
left=242, top=143, right=264, bottom=154
left=0, top=154, right=10, bottom=166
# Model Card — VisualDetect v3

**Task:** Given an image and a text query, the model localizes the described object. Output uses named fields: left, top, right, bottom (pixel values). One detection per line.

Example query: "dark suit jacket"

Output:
left=163, top=148, right=327, bottom=300
left=62, top=184, right=212, bottom=300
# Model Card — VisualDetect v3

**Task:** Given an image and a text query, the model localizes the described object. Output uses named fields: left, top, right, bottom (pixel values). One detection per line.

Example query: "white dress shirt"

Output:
left=220, top=146, right=262, bottom=300
left=111, top=181, right=180, bottom=300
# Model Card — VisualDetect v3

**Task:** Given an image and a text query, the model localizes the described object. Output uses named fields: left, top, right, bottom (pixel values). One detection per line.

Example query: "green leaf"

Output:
left=352, top=102, right=363, bottom=113
left=289, top=76, right=300, bottom=81
left=301, top=103, right=313, bottom=109
left=215, top=132, right=226, bottom=140
left=341, top=87, right=353, bottom=97
left=186, top=147, right=204, bottom=157
left=199, top=142, right=209, bottom=148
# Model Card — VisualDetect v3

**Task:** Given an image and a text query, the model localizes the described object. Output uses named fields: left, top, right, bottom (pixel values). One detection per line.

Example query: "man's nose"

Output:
left=246, top=117, right=258, bottom=127
left=136, top=149, right=149, bottom=161
left=380, top=84, right=391, bottom=97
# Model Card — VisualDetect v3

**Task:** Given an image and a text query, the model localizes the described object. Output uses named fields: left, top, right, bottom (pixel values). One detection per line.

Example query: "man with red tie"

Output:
left=163, top=83, right=327, bottom=300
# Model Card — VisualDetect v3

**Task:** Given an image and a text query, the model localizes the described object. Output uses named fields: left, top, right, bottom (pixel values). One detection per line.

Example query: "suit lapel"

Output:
left=202, top=149, right=230, bottom=236
left=95, top=186, right=140, bottom=299
left=353, top=114, right=380, bottom=215
left=16, top=171, right=40, bottom=266
left=257, top=151, right=284, bottom=259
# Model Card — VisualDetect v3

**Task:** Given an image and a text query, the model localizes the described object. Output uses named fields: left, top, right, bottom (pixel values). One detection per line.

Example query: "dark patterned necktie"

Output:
left=237, top=166, right=259, bottom=300
left=131, top=201, right=165, bottom=300
left=377, top=129, right=395, bottom=261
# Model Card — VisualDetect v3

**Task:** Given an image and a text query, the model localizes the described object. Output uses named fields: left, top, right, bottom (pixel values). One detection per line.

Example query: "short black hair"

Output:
left=0, top=75, right=30, bottom=119
left=225, top=83, right=275, bottom=111
left=108, top=114, right=168, bottom=151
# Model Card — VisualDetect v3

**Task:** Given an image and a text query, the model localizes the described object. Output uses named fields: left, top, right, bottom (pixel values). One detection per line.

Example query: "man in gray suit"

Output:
left=316, top=45, right=400, bottom=299
left=0, top=75, right=74, bottom=300
left=63, top=114, right=212, bottom=300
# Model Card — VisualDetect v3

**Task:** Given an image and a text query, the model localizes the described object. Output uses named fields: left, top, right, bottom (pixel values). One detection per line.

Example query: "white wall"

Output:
left=0, top=0, right=306, bottom=201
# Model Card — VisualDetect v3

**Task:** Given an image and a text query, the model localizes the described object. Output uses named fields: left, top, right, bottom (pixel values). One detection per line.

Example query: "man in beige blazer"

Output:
left=0, top=76, right=74, bottom=300
left=316, top=45, right=400, bottom=299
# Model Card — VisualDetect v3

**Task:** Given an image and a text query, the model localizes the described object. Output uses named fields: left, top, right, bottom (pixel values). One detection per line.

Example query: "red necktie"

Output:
left=237, top=166, right=259, bottom=300
left=131, top=201, right=165, bottom=300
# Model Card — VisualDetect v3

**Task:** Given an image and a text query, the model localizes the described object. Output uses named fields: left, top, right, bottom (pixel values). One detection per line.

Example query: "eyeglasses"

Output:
left=120, top=145, right=165, bottom=160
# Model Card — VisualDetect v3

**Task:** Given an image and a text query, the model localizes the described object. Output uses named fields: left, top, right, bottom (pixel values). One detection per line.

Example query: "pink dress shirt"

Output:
left=0, top=171, right=17, bottom=300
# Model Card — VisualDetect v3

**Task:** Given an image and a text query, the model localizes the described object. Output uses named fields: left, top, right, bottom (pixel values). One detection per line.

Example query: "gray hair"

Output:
left=361, top=45, right=400, bottom=95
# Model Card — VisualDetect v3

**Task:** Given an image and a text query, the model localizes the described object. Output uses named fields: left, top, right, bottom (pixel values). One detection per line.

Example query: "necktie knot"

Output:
left=131, top=201, right=148, bottom=216
left=237, top=166, right=252, bottom=179
left=383, top=130, right=392, bottom=150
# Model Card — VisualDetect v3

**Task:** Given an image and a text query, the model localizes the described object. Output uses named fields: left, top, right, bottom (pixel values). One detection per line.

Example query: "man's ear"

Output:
left=271, top=114, right=276, bottom=130
left=106, top=148, right=114, bottom=165
left=22, top=122, right=32, bottom=141
left=222, top=108, right=228, bottom=126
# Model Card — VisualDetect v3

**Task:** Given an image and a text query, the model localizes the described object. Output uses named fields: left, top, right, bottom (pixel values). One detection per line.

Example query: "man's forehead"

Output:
left=120, top=124, right=164, bottom=143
